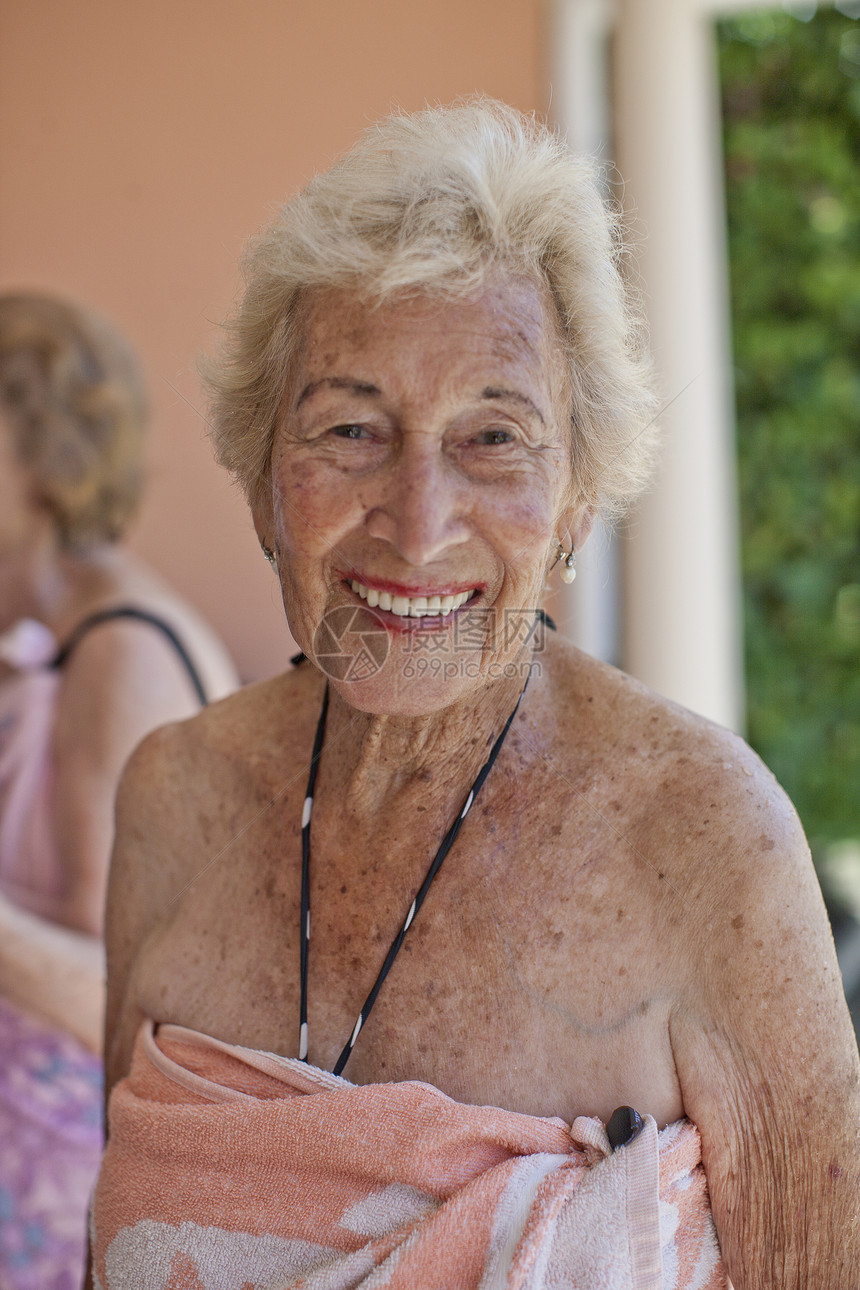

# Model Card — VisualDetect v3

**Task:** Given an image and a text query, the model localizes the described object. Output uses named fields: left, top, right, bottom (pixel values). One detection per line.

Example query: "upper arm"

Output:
left=670, top=762, right=860, bottom=1288
left=50, top=620, right=204, bottom=934
left=101, top=721, right=193, bottom=1102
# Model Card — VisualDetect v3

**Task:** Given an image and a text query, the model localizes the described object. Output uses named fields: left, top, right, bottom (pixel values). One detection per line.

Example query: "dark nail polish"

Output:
left=606, top=1105, right=644, bottom=1151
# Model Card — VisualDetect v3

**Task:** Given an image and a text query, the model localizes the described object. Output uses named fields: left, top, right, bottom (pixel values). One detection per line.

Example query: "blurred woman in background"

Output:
left=0, top=292, right=237, bottom=1289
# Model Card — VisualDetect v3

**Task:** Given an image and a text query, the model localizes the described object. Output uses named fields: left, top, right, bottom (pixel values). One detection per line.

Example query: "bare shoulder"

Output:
left=103, top=664, right=323, bottom=1085
left=549, top=641, right=796, bottom=895
left=55, top=594, right=237, bottom=716
left=549, top=648, right=860, bottom=1281
left=112, top=663, right=324, bottom=866
left=173, top=661, right=325, bottom=776
left=545, top=642, right=840, bottom=998
left=104, top=663, right=322, bottom=886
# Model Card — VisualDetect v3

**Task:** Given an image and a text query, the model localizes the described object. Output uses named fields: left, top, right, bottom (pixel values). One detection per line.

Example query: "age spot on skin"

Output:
left=731, top=914, right=745, bottom=931
left=758, top=834, right=776, bottom=851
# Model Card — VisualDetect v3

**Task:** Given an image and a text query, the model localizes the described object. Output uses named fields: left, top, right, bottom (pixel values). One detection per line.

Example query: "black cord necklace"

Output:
left=299, top=678, right=528, bottom=1076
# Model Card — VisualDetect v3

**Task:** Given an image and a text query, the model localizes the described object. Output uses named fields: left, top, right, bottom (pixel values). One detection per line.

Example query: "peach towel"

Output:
left=90, top=1020, right=727, bottom=1289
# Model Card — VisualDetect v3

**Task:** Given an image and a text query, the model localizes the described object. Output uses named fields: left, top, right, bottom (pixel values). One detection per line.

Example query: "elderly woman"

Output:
left=0, top=292, right=237, bottom=1288
left=89, top=103, right=859, bottom=1289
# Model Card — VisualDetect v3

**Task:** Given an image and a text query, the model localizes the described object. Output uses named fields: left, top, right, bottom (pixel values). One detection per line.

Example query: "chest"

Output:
left=132, top=783, right=685, bottom=1125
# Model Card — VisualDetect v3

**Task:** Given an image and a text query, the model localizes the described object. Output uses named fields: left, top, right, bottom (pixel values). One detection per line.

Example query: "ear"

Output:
left=558, top=501, right=596, bottom=553
left=572, top=506, right=596, bottom=550
left=250, top=485, right=275, bottom=554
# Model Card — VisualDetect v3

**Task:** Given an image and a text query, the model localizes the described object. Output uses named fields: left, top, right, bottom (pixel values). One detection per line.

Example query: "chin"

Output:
left=325, top=638, right=533, bottom=717
left=325, top=655, right=485, bottom=717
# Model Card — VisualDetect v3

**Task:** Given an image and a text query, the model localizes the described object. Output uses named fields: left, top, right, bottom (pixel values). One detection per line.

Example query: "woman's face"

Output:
left=258, top=276, right=589, bottom=714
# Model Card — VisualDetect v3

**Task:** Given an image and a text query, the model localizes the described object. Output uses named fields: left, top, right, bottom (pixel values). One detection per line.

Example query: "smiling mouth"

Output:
left=349, top=578, right=476, bottom=618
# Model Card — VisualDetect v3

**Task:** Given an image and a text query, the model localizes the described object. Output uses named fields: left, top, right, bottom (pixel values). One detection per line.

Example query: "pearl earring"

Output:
left=261, top=544, right=276, bottom=566
left=553, top=543, right=576, bottom=584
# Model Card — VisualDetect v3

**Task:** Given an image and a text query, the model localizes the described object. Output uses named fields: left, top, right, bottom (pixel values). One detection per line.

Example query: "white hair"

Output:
left=205, top=98, right=659, bottom=518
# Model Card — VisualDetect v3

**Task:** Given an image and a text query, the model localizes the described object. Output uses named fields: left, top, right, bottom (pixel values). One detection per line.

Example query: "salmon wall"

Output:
left=0, top=0, right=546, bottom=680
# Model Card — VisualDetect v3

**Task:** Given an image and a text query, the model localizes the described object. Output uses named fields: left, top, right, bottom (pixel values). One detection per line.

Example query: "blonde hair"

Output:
left=0, top=293, right=147, bottom=548
left=205, top=98, right=659, bottom=518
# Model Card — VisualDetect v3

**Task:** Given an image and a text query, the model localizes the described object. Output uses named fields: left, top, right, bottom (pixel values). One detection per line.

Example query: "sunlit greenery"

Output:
left=717, top=5, right=860, bottom=852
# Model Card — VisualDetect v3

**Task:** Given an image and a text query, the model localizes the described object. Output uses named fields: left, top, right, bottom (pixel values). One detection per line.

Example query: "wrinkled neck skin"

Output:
left=318, top=654, right=531, bottom=819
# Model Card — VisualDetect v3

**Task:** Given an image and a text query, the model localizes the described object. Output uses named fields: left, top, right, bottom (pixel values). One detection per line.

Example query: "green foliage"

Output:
left=717, top=6, right=860, bottom=850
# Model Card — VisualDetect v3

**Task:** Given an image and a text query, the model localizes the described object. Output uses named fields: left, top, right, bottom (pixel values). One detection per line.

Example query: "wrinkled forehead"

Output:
left=282, top=272, right=570, bottom=414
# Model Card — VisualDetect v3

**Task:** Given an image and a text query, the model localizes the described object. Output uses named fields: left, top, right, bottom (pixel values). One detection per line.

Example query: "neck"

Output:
left=0, top=533, right=126, bottom=640
left=320, top=667, right=528, bottom=817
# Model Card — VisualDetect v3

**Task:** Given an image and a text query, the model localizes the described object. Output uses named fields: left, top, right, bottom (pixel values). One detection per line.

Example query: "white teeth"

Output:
left=350, top=580, right=473, bottom=617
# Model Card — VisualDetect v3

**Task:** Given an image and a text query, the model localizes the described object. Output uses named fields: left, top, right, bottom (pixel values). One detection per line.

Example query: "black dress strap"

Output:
left=52, top=607, right=208, bottom=706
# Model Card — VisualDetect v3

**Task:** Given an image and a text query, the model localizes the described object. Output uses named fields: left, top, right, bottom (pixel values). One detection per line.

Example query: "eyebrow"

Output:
left=294, top=377, right=547, bottom=426
left=295, top=376, right=382, bottom=408
left=480, top=386, right=546, bottom=427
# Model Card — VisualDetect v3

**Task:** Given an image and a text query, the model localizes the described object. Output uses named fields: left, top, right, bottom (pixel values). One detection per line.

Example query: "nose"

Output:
left=364, top=435, right=472, bottom=567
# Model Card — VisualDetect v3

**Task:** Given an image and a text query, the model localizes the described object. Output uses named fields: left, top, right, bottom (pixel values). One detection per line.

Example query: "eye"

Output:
left=331, top=424, right=367, bottom=440
left=475, top=428, right=515, bottom=446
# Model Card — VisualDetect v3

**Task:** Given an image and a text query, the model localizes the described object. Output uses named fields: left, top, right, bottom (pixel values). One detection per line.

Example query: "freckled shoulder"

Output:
left=103, top=664, right=327, bottom=1091
left=109, top=663, right=330, bottom=946
left=544, top=639, right=800, bottom=912
left=136, top=663, right=328, bottom=802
